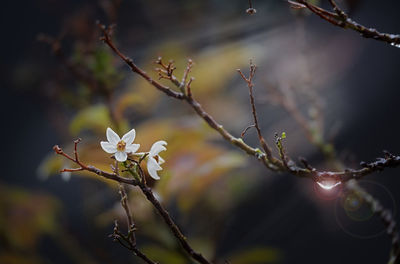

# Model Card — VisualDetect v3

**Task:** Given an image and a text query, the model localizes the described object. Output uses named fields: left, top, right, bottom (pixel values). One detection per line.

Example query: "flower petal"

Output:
left=158, top=156, right=165, bottom=165
left=106, top=127, right=120, bottom=145
left=125, top=144, right=140, bottom=154
left=121, top=129, right=136, bottom=145
left=115, top=151, right=128, bottom=162
left=101, top=141, right=117, bottom=153
left=149, top=140, right=167, bottom=156
left=147, top=157, right=161, bottom=180
left=148, top=156, right=162, bottom=170
left=131, top=152, right=146, bottom=156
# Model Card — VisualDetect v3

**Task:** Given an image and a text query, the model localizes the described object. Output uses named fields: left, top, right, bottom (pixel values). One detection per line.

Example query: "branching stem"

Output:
left=290, top=0, right=400, bottom=46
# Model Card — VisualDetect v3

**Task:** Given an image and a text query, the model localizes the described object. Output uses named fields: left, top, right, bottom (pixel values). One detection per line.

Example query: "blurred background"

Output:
left=1, top=0, right=400, bottom=263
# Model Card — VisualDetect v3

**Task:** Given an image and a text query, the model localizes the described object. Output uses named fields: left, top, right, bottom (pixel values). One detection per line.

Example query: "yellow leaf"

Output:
left=69, top=104, right=111, bottom=136
left=141, top=245, right=187, bottom=264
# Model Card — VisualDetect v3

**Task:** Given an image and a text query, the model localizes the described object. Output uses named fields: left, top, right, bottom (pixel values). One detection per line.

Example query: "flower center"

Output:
left=154, top=155, right=159, bottom=163
left=117, top=140, right=126, bottom=151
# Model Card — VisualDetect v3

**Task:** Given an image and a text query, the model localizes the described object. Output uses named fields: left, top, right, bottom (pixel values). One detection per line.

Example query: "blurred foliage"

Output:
left=228, top=247, right=282, bottom=264
left=0, top=254, right=42, bottom=264
left=141, top=244, right=187, bottom=264
left=86, top=46, right=124, bottom=90
left=0, top=184, right=61, bottom=249
left=0, top=183, right=61, bottom=263
left=69, top=104, right=112, bottom=136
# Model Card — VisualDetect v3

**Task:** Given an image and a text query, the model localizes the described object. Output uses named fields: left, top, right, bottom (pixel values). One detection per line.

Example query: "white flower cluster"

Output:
left=100, top=127, right=167, bottom=180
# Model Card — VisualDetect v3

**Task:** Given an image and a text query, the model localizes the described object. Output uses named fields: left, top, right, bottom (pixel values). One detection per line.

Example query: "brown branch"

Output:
left=97, top=23, right=185, bottom=99
left=55, top=138, right=398, bottom=194
left=346, top=180, right=400, bottom=264
left=53, top=141, right=212, bottom=264
left=133, top=164, right=211, bottom=264
left=110, top=167, right=158, bottom=264
left=110, top=220, right=158, bottom=264
left=240, top=124, right=255, bottom=138
left=53, top=144, right=400, bottom=263
left=291, top=0, right=400, bottom=46
left=114, top=161, right=136, bottom=245
left=138, top=182, right=211, bottom=264
left=181, top=59, right=193, bottom=94
left=97, top=27, right=281, bottom=171
left=53, top=141, right=137, bottom=185
left=97, top=23, right=400, bottom=184
left=186, top=77, right=195, bottom=99
left=237, top=61, right=275, bottom=162
left=118, top=184, right=135, bottom=244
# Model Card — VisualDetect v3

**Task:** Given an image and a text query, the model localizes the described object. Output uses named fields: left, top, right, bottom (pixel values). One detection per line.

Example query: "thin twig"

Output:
left=54, top=140, right=400, bottom=263
left=134, top=164, right=211, bottom=264
left=186, top=77, right=195, bottom=99
left=108, top=161, right=159, bottom=264
left=291, top=0, right=400, bottom=46
left=99, top=24, right=283, bottom=171
left=97, top=23, right=185, bottom=99
left=97, top=23, right=400, bottom=183
left=237, top=61, right=274, bottom=161
left=180, top=59, right=194, bottom=94
left=138, top=182, right=211, bottom=264
left=275, top=133, right=290, bottom=170
left=53, top=142, right=211, bottom=264
left=53, top=142, right=137, bottom=185
left=110, top=220, right=158, bottom=264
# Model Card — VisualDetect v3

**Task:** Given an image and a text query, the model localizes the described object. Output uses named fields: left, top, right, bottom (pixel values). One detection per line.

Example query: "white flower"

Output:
left=100, top=127, right=140, bottom=162
left=146, top=140, right=167, bottom=180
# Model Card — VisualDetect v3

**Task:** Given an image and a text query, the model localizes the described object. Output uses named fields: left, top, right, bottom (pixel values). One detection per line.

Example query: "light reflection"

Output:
left=316, top=180, right=341, bottom=190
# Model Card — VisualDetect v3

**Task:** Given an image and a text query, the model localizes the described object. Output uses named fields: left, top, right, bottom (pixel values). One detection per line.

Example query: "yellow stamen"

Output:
left=117, top=140, right=126, bottom=151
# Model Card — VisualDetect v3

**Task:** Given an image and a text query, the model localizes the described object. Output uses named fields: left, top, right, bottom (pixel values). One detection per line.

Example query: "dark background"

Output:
left=1, top=0, right=400, bottom=263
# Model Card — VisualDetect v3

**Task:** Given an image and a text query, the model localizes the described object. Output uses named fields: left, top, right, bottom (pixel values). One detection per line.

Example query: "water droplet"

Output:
left=390, top=42, right=400, bottom=48
left=246, top=8, right=257, bottom=15
left=317, top=180, right=341, bottom=190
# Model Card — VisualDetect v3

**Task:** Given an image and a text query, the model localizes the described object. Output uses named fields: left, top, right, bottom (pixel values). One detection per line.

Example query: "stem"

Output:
left=96, top=23, right=400, bottom=182
left=138, top=183, right=211, bottom=264
left=294, top=0, right=400, bottom=46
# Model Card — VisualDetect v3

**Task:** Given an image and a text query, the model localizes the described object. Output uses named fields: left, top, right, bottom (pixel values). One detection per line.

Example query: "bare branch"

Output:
left=237, top=61, right=275, bottom=161
left=186, top=77, right=195, bottom=99
left=110, top=220, right=158, bottom=264
left=109, top=163, right=158, bottom=264
left=98, top=23, right=400, bottom=184
left=53, top=142, right=137, bottom=185
left=97, top=22, right=185, bottom=99
left=291, top=0, right=400, bottom=47
left=53, top=142, right=212, bottom=264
